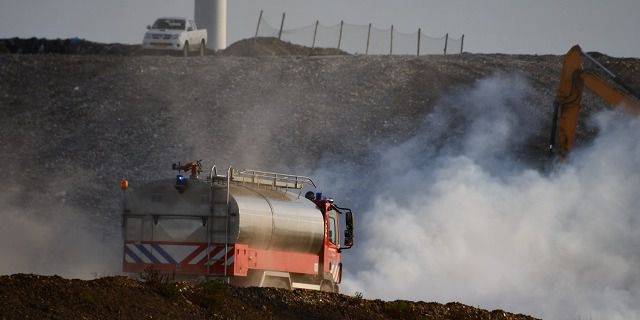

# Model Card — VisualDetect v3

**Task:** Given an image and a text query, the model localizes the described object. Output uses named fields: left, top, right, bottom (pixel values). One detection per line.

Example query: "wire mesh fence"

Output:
left=340, top=23, right=369, bottom=54
left=252, top=11, right=464, bottom=55
left=315, top=23, right=341, bottom=49
left=281, top=25, right=314, bottom=47
left=255, top=15, right=280, bottom=38
left=446, top=36, right=464, bottom=55
left=421, top=34, right=448, bottom=55
left=393, top=29, right=418, bottom=55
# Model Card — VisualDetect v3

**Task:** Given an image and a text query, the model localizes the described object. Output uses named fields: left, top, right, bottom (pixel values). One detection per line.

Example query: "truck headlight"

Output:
left=171, top=34, right=180, bottom=40
left=144, top=33, right=152, bottom=39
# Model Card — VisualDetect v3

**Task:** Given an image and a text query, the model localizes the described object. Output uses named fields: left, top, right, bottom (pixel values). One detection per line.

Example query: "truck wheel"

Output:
left=183, top=42, right=189, bottom=57
left=320, top=281, right=336, bottom=293
left=263, top=276, right=291, bottom=290
left=199, top=41, right=205, bottom=56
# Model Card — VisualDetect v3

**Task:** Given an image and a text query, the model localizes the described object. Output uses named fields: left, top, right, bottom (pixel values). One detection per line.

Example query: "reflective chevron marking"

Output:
left=124, top=243, right=234, bottom=266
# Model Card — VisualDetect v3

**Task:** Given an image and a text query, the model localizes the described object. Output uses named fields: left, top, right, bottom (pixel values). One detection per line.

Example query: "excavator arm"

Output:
left=549, top=45, right=640, bottom=158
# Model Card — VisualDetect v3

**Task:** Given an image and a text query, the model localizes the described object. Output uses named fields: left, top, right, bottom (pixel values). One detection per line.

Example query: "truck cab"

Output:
left=313, top=196, right=354, bottom=289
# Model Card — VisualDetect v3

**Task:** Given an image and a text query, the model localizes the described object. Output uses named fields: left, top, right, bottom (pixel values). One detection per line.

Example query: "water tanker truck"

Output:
left=120, top=161, right=354, bottom=292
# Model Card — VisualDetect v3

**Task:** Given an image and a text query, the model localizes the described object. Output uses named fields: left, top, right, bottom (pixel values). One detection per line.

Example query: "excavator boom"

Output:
left=549, top=45, right=640, bottom=158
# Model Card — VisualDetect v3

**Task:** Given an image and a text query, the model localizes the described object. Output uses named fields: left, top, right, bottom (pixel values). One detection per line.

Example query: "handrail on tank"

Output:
left=207, top=163, right=316, bottom=189
left=231, top=168, right=317, bottom=189
left=209, top=164, right=218, bottom=181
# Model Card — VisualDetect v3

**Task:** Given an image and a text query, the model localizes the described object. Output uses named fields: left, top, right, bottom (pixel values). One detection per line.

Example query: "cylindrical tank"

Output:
left=229, top=184, right=325, bottom=254
left=124, top=179, right=325, bottom=254
left=194, top=0, right=227, bottom=51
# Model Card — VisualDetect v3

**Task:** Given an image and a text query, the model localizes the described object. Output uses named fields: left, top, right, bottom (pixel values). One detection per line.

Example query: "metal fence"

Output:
left=253, top=11, right=464, bottom=55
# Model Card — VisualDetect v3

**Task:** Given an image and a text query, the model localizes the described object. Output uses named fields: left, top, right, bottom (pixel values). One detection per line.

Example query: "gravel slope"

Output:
left=2, top=52, right=638, bottom=212
left=0, top=54, right=549, bottom=214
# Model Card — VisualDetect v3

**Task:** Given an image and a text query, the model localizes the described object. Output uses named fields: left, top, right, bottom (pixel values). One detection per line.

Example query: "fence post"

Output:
left=337, top=20, right=344, bottom=49
left=389, top=25, right=394, bottom=55
left=254, top=10, right=263, bottom=37
left=443, top=33, right=448, bottom=55
left=460, top=34, right=464, bottom=54
left=312, top=20, right=319, bottom=48
left=365, top=23, right=372, bottom=55
left=278, top=12, right=286, bottom=40
left=417, top=28, right=421, bottom=56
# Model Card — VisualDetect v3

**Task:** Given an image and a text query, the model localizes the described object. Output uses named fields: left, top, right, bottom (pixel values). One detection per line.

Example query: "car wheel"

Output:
left=183, top=42, right=189, bottom=57
left=199, top=41, right=205, bottom=56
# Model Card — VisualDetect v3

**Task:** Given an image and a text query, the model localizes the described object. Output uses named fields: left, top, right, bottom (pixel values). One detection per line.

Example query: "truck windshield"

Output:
left=152, top=19, right=185, bottom=30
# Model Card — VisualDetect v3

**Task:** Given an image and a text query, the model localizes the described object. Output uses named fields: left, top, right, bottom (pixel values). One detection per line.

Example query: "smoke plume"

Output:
left=0, top=174, right=121, bottom=279
left=326, top=74, right=640, bottom=320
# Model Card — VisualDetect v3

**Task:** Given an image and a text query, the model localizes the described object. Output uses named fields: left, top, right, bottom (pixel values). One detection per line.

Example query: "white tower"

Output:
left=194, top=0, right=227, bottom=51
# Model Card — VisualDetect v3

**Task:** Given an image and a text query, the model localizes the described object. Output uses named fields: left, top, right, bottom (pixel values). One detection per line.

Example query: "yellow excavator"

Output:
left=549, top=45, right=640, bottom=158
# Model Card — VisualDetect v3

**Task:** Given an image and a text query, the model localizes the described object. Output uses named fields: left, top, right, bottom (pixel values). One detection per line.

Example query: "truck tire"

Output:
left=320, top=281, right=336, bottom=293
left=183, top=42, right=189, bottom=57
left=262, top=276, right=291, bottom=290
left=199, top=41, right=205, bottom=56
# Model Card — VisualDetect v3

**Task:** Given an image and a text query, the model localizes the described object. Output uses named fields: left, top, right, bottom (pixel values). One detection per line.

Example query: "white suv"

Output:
left=143, top=17, right=208, bottom=56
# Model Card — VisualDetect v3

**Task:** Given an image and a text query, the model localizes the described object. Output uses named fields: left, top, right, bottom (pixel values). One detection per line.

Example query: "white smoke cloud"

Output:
left=332, top=74, right=640, bottom=320
left=0, top=179, right=121, bottom=279
left=0, top=207, right=119, bottom=279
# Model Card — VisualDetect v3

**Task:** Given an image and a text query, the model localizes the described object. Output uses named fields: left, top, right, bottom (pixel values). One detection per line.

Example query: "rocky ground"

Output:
left=0, top=274, right=538, bottom=320
left=1, top=38, right=639, bottom=319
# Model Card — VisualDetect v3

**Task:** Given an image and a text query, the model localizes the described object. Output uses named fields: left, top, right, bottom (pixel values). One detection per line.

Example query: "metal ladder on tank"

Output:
left=207, top=165, right=232, bottom=280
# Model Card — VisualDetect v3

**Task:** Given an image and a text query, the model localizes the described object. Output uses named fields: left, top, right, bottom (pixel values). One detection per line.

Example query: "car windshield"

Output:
left=152, top=19, right=185, bottom=30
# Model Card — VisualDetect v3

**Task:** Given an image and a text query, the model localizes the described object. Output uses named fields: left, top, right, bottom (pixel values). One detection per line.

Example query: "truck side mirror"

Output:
left=146, top=25, right=151, bottom=30
left=343, top=211, right=354, bottom=248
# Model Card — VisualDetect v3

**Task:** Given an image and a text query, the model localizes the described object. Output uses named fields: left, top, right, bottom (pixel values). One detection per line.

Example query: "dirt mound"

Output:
left=0, top=37, right=143, bottom=55
left=220, top=37, right=348, bottom=56
left=0, top=274, right=538, bottom=320
left=0, top=37, right=348, bottom=57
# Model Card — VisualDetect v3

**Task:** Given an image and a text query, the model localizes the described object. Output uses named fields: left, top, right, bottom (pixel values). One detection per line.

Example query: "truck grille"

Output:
left=151, top=34, right=173, bottom=40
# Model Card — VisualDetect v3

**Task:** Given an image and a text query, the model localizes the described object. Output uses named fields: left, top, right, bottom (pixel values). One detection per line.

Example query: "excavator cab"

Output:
left=549, top=45, right=640, bottom=159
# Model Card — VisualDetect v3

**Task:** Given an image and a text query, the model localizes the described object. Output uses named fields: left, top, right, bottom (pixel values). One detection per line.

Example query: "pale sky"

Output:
left=1, top=0, right=639, bottom=57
